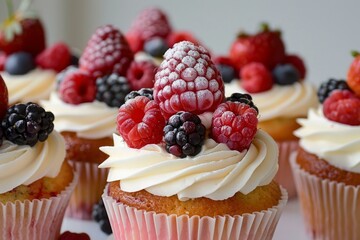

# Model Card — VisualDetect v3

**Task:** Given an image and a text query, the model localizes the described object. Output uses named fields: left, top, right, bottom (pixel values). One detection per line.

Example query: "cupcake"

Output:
left=99, top=41, right=287, bottom=240
left=0, top=75, right=77, bottom=240
left=0, top=1, right=73, bottom=105
left=292, top=52, right=360, bottom=239
left=220, top=24, right=318, bottom=198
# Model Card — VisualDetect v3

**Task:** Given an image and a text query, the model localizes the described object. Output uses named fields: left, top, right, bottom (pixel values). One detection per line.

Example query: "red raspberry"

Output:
left=117, top=96, right=165, bottom=148
left=59, top=69, right=96, bottom=105
left=79, top=24, right=134, bottom=78
left=58, top=231, right=90, bottom=240
left=240, top=62, right=273, bottom=93
left=211, top=102, right=258, bottom=151
left=213, top=55, right=236, bottom=69
left=0, top=52, right=7, bottom=71
left=284, top=54, right=306, bottom=79
left=0, top=75, right=8, bottom=119
left=167, top=31, right=200, bottom=48
left=128, top=8, right=172, bottom=46
left=126, top=60, right=156, bottom=91
left=323, top=90, right=360, bottom=126
left=125, top=31, right=144, bottom=53
left=36, top=42, right=71, bottom=72
left=154, top=41, right=225, bottom=119
left=347, top=51, right=360, bottom=96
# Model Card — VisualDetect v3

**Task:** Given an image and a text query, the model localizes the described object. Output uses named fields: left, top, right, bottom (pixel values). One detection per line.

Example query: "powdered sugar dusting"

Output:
left=195, top=77, right=209, bottom=90
left=182, top=56, right=196, bottom=67
left=181, top=68, right=197, bottom=81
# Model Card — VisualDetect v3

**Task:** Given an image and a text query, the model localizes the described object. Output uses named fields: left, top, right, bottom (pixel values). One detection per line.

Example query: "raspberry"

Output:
left=125, top=88, right=153, bottom=102
left=79, top=24, right=134, bottom=78
left=0, top=74, right=9, bottom=119
left=125, top=31, right=144, bottom=53
left=164, top=112, right=206, bottom=158
left=211, top=102, right=258, bottom=152
left=59, top=70, right=96, bottom=105
left=317, top=79, right=350, bottom=103
left=36, top=42, right=71, bottom=72
left=347, top=51, right=360, bottom=96
left=0, top=52, right=6, bottom=71
left=167, top=31, right=200, bottom=48
left=240, top=62, right=273, bottom=93
left=226, top=93, right=258, bottom=113
left=58, top=231, right=90, bottom=240
left=96, top=73, right=131, bottom=107
left=92, top=199, right=112, bottom=235
left=323, top=90, right=360, bottom=126
left=1, top=103, right=54, bottom=146
left=126, top=60, right=156, bottom=91
left=284, top=54, right=306, bottom=79
left=56, top=66, right=78, bottom=90
left=117, top=96, right=165, bottom=148
left=154, top=41, right=225, bottom=119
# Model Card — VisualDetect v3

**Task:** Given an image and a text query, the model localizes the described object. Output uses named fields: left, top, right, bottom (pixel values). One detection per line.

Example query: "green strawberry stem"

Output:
left=351, top=51, right=360, bottom=57
left=4, top=0, right=14, bottom=18
left=260, top=22, right=270, bottom=32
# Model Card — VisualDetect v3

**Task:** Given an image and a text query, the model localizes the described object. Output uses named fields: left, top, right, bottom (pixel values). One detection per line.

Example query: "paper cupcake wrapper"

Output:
left=274, top=140, right=299, bottom=199
left=0, top=170, right=78, bottom=240
left=65, top=160, right=109, bottom=220
left=102, top=185, right=288, bottom=240
left=291, top=155, right=360, bottom=240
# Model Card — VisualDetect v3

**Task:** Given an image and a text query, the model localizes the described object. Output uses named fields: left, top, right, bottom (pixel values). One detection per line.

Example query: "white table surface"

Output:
left=61, top=199, right=308, bottom=240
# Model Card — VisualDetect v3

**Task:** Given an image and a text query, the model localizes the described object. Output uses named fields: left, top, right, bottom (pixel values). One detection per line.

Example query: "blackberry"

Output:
left=96, top=73, right=131, bottom=107
left=92, top=199, right=112, bottom=235
left=125, top=88, right=153, bottom=102
left=164, top=112, right=206, bottom=158
left=226, top=93, right=259, bottom=113
left=317, top=78, right=351, bottom=103
left=1, top=103, right=54, bottom=146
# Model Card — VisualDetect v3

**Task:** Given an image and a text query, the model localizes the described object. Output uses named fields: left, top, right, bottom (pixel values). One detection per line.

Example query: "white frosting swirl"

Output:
left=1, top=69, right=56, bottom=105
left=99, top=129, right=278, bottom=201
left=295, top=108, right=360, bottom=173
left=40, top=92, right=118, bottom=139
left=225, top=81, right=318, bottom=121
left=0, top=131, right=66, bottom=194
left=134, top=52, right=162, bottom=66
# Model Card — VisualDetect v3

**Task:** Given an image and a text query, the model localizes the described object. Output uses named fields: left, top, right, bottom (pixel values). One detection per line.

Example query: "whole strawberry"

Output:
left=0, top=74, right=9, bottom=119
left=347, top=51, right=360, bottom=96
left=229, top=23, right=286, bottom=71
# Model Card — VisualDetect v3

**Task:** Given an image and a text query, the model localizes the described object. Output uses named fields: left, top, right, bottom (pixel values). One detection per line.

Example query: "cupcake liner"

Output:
left=274, top=140, right=299, bottom=199
left=102, top=185, right=288, bottom=240
left=291, top=155, right=360, bottom=240
left=65, top=160, right=109, bottom=220
left=0, top=170, right=78, bottom=240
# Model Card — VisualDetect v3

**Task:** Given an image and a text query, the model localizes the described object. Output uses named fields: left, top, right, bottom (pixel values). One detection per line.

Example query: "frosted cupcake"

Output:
left=292, top=53, right=360, bottom=239
left=100, top=41, right=287, bottom=240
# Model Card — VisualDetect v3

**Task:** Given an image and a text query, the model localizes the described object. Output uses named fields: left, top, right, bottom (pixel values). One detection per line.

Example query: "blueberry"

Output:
left=5, top=52, right=35, bottom=75
left=272, top=64, right=299, bottom=85
left=216, top=64, right=236, bottom=83
left=144, top=37, right=168, bottom=58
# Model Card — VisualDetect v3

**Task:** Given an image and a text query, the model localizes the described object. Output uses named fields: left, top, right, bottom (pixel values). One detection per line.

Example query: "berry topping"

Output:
left=5, top=52, right=35, bottom=75
left=0, top=75, right=9, bottom=119
left=317, top=78, right=350, bottom=103
left=36, top=42, right=71, bottom=72
left=59, top=69, right=96, bottom=105
left=167, top=31, right=200, bottom=48
left=211, top=102, right=258, bottom=152
left=144, top=37, right=169, bottom=58
left=125, top=88, right=154, bottom=102
left=79, top=24, right=134, bottom=78
left=117, top=96, right=165, bottom=148
left=240, top=62, right=273, bottom=93
left=96, top=73, right=131, bottom=107
left=272, top=64, right=299, bottom=85
left=323, top=90, right=360, bottom=126
left=56, top=66, right=78, bottom=90
left=284, top=54, right=306, bottom=79
left=229, top=23, right=286, bottom=71
left=126, top=60, right=156, bottom=91
left=58, top=231, right=90, bottom=240
left=1, top=103, right=55, bottom=146
left=347, top=51, right=360, bottom=96
left=125, top=31, right=144, bottom=53
left=164, top=112, right=206, bottom=158
left=226, top=93, right=259, bottom=113
left=154, top=41, right=225, bottom=119
left=216, top=64, right=236, bottom=83
left=0, top=52, right=7, bottom=71
left=92, top=199, right=112, bottom=235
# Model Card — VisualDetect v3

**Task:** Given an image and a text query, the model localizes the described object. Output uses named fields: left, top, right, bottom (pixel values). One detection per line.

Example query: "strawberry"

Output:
left=347, top=51, right=360, bottom=96
left=229, top=23, right=286, bottom=71
left=0, top=74, right=9, bottom=119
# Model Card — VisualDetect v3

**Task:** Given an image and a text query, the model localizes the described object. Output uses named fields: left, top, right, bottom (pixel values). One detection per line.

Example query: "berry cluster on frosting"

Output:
left=0, top=75, right=54, bottom=147
left=0, top=0, right=73, bottom=75
left=116, top=41, right=259, bottom=158
left=216, top=23, right=306, bottom=93
left=317, top=51, right=360, bottom=126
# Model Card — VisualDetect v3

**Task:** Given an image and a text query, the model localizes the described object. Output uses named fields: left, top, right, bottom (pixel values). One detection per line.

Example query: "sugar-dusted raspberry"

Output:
left=126, top=60, right=156, bottom=90
left=323, top=90, right=360, bottom=126
left=79, top=24, right=134, bottom=78
left=226, top=92, right=258, bottom=113
left=58, top=231, right=90, bottom=240
left=59, top=69, right=96, bottom=105
left=36, top=42, right=71, bottom=72
left=117, top=96, right=165, bottom=148
left=284, top=54, right=306, bottom=79
left=211, top=102, right=258, bottom=151
left=125, top=88, right=153, bottom=102
left=154, top=41, right=225, bottom=119
left=347, top=51, right=360, bottom=96
left=241, top=62, right=273, bottom=93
